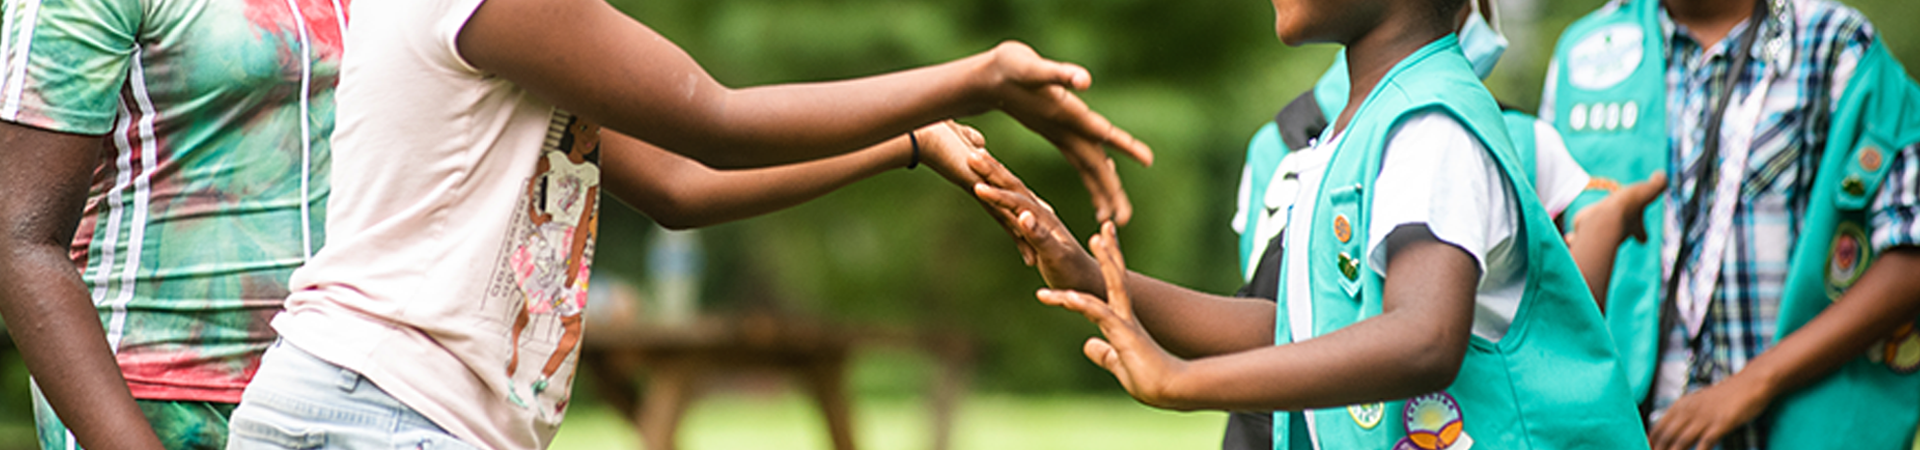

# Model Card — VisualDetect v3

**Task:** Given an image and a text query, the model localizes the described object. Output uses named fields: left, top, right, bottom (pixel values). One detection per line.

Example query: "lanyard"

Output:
left=1668, top=68, right=1776, bottom=338
left=1642, top=0, right=1773, bottom=420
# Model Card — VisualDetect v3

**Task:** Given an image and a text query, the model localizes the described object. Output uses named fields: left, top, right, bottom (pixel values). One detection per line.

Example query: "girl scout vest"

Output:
left=1238, top=56, right=1549, bottom=276
left=1547, top=0, right=1920, bottom=446
left=1270, top=36, right=1646, bottom=450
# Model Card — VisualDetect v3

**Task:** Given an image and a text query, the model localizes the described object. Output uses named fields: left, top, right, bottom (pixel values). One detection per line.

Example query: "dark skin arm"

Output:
left=1650, top=247, right=1920, bottom=450
left=0, top=122, right=164, bottom=450
left=602, top=121, right=997, bottom=230
left=456, top=0, right=1151, bottom=224
left=973, top=157, right=1477, bottom=411
left=1565, top=173, right=1667, bottom=312
left=1033, top=222, right=1477, bottom=412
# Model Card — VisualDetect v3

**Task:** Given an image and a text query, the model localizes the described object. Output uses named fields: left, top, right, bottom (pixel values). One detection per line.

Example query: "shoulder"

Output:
left=1790, top=0, right=1875, bottom=68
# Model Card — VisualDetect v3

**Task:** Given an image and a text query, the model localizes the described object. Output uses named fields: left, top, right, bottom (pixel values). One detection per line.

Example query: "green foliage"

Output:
left=592, top=0, right=1920, bottom=393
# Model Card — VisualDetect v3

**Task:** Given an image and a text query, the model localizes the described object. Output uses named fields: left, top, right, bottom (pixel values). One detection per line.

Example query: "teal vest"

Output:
left=1768, top=37, right=1920, bottom=450
left=1239, top=55, right=1551, bottom=274
left=1548, top=0, right=1920, bottom=446
left=1270, top=36, right=1645, bottom=450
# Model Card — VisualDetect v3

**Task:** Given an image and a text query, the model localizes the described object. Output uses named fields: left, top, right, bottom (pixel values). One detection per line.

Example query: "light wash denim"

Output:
left=226, top=341, right=476, bottom=450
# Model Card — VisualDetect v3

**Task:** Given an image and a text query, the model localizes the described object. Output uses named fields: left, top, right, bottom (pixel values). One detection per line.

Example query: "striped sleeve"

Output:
left=1869, top=141, right=1920, bottom=250
left=0, top=0, right=139, bottom=135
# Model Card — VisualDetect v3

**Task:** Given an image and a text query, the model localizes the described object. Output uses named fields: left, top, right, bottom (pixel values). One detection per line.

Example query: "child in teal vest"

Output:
left=1544, top=0, right=1920, bottom=448
left=970, top=0, right=1646, bottom=448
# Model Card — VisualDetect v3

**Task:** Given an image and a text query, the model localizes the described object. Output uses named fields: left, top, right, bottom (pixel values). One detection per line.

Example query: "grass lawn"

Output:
left=549, top=391, right=1226, bottom=450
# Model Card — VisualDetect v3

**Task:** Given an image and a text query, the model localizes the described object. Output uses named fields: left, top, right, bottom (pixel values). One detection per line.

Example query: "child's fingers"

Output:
left=1089, top=222, right=1131, bottom=321
left=1036, top=288, right=1120, bottom=328
left=1082, top=337, right=1122, bottom=375
left=946, top=121, right=987, bottom=149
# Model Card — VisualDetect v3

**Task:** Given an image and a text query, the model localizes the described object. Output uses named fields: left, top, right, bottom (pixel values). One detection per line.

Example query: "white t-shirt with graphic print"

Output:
left=272, top=0, right=603, bottom=448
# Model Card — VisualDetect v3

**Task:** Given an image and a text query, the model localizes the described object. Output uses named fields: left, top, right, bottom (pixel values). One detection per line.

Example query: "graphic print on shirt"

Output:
left=487, top=110, right=601, bottom=417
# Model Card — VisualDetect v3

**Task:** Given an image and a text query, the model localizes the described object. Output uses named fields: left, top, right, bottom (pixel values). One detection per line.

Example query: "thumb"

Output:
left=1083, top=337, right=1121, bottom=373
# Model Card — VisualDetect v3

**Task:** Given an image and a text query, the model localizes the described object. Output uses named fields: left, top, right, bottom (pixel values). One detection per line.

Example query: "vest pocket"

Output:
left=1324, top=183, right=1367, bottom=300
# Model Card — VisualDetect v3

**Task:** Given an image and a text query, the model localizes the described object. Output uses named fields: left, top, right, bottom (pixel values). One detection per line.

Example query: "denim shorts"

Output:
left=225, top=341, right=475, bottom=450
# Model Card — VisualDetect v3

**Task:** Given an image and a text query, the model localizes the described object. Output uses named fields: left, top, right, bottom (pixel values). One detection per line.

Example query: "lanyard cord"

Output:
left=1640, top=0, right=1770, bottom=423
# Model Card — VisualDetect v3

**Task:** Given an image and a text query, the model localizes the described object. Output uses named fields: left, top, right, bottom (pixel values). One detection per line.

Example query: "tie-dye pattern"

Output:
left=0, top=0, right=346, bottom=404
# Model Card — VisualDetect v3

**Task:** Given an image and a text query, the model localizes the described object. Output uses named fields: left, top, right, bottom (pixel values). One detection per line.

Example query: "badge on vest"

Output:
left=1867, top=322, right=1919, bottom=374
left=1567, top=24, right=1644, bottom=91
left=1566, top=101, right=1639, bottom=133
left=1826, top=221, right=1871, bottom=300
left=1396, top=392, right=1470, bottom=450
left=1349, top=402, right=1385, bottom=429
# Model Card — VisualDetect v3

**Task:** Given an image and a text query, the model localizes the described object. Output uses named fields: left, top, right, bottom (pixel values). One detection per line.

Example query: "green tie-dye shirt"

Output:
left=0, top=0, right=345, bottom=403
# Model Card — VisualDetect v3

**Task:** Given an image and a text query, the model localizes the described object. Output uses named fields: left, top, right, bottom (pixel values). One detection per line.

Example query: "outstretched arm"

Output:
left=456, top=0, right=1151, bottom=224
left=968, top=155, right=1274, bottom=358
left=1039, top=223, right=1478, bottom=412
left=0, top=122, right=164, bottom=450
left=603, top=121, right=991, bottom=229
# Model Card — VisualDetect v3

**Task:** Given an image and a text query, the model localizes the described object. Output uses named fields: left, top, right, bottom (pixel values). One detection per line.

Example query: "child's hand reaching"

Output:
left=974, top=42, right=1154, bottom=226
left=1035, top=222, right=1192, bottom=409
left=969, top=152, right=1104, bottom=293
left=1567, top=172, right=1668, bottom=246
left=913, top=120, right=990, bottom=189
left=1565, top=172, right=1668, bottom=311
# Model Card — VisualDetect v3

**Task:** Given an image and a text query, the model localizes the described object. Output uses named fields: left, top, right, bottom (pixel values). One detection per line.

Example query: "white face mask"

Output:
left=1458, top=1, right=1508, bottom=80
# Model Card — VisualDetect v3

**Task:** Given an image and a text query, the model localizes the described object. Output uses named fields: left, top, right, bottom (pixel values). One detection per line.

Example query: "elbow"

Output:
left=1396, top=331, right=1467, bottom=394
left=632, top=196, right=720, bottom=230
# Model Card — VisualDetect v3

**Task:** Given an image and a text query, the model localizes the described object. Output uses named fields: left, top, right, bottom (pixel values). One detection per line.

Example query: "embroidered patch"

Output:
left=1333, top=214, right=1354, bottom=243
left=1883, top=323, right=1919, bottom=374
left=1338, top=252, right=1361, bottom=281
left=1397, top=392, right=1469, bottom=450
left=1349, top=402, right=1385, bottom=429
left=1842, top=176, right=1868, bottom=197
left=1826, top=222, right=1871, bottom=300
left=1861, top=145, right=1885, bottom=172
left=1567, top=24, right=1644, bottom=91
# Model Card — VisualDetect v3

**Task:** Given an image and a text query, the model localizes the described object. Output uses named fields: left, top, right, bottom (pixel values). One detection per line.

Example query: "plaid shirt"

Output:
left=1646, top=0, right=1920, bottom=447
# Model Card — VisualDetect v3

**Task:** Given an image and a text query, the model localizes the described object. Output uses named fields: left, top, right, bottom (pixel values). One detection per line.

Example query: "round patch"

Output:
left=1861, top=145, right=1885, bottom=172
left=1826, top=222, right=1871, bottom=300
left=1622, top=101, right=1640, bottom=129
left=1349, top=402, right=1385, bottom=429
left=1568, top=24, right=1645, bottom=90
left=1402, top=392, right=1465, bottom=450
left=1570, top=104, right=1589, bottom=131
left=1886, top=323, right=1920, bottom=374
left=1333, top=214, right=1353, bottom=243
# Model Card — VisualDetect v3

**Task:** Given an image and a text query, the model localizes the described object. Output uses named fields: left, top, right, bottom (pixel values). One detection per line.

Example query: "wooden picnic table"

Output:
left=578, top=312, right=971, bottom=450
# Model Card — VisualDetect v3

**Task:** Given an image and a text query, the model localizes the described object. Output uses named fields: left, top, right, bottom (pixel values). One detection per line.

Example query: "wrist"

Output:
left=961, top=44, right=1012, bottom=111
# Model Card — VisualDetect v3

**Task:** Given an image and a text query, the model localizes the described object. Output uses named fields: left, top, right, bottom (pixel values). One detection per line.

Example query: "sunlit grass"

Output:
left=549, top=391, right=1226, bottom=450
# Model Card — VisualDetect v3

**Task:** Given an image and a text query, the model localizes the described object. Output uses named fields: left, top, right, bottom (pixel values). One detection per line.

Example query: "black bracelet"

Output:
left=906, top=131, right=920, bottom=170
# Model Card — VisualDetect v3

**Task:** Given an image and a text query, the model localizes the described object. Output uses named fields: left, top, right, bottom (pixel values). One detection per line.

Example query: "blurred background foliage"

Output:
left=591, top=0, right=1920, bottom=394
left=1, top=0, right=1917, bottom=448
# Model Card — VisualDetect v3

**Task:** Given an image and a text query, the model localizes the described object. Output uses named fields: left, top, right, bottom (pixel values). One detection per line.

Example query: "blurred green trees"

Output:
left=593, top=0, right=1920, bottom=393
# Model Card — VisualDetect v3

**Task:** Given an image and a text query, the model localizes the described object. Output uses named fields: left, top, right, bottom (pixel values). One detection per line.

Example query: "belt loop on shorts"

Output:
left=337, top=368, right=360, bottom=393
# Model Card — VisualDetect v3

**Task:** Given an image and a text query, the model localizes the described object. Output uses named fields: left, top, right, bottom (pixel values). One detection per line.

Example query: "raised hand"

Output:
left=1035, top=222, right=1191, bottom=408
left=969, top=150, right=1103, bottom=293
left=977, top=42, right=1154, bottom=226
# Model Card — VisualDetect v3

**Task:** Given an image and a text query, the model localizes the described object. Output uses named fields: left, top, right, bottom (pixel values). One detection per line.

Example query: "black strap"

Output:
left=1640, top=0, right=1771, bottom=424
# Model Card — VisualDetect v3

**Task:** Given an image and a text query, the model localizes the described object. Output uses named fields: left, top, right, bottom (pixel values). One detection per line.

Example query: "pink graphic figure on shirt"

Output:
left=507, top=116, right=601, bottom=407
